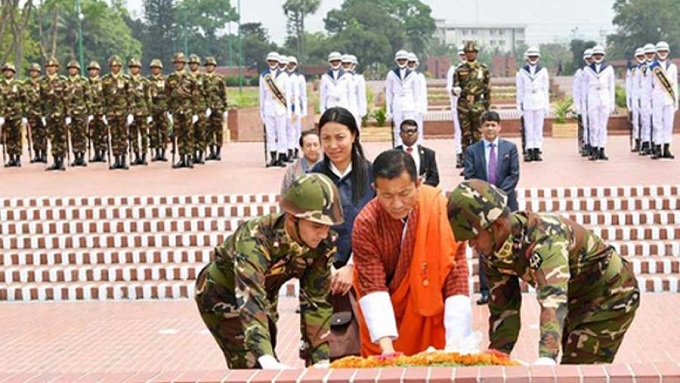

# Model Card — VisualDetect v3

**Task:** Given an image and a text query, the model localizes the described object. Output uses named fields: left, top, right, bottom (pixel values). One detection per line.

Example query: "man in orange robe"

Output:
left=352, top=149, right=472, bottom=356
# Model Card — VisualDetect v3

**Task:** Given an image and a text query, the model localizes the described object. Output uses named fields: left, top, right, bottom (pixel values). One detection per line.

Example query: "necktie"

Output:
left=488, top=143, right=497, bottom=185
left=406, top=147, right=413, bottom=155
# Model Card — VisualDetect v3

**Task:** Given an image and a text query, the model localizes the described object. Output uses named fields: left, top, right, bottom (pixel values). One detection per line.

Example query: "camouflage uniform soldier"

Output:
left=166, top=52, right=199, bottom=168
left=188, top=54, right=208, bottom=164
left=40, top=57, right=69, bottom=171
left=127, top=58, right=152, bottom=165
left=148, top=59, right=169, bottom=161
left=203, top=56, right=228, bottom=161
left=453, top=41, right=491, bottom=155
left=101, top=55, right=132, bottom=170
left=87, top=61, right=107, bottom=162
left=0, top=63, right=25, bottom=167
left=447, top=180, right=640, bottom=365
left=65, top=60, right=92, bottom=166
left=195, top=173, right=344, bottom=369
left=23, top=63, right=47, bottom=163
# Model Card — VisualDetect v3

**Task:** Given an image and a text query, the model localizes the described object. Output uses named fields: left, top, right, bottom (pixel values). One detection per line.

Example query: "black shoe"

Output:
left=267, top=151, right=277, bottom=167
left=581, top=144, right=591, bottom=157
left=524, top=149, right=533, bottom=162
left=14, top=155, right=21, bottom=167
left=476, top=294, right=489, bottom=305
left=186, top=155, right=194, bottom=168
left=47, top=156, right=60, bottom=171
left=640, top=142, right=650, bottom=155
left=31, top=150, right=41, bottom=163
left=287, top=149, right=295, bottom=163
left=5, top=155, right=15, bottom=167
left=215, top=146, right=222, bottom=161
left=130, top=152, right=140, bottom=166
left=651, top=145, right=662, bottom=160
left=455, top=153, right=463, bottom=168
left=277, top=153, right=287, bottom=167
left=159, top=149, right=167, bottom=162
left=56, top=156, right=65, bottom=170
left=599, top=148, right=609, bottom=161
left=664, top=144, right=675, bottom=159
left=173, top=155, right=186, bottom=169
left=206, top=145, right=216, bottom=161
left=534, top=149, right=543, bottom=161
left=121, top=155, right=129, bottom=169
left=293, top=148, right=299, bottom=160
left=194, top=151, right=204, bottom=164
left=632, top=139, right=640, bottom=152
left=589, top=147, right=599, bottom=161
left=140, top=153, right=148, bottom=165
left=79, top=152, right=87, bottom=166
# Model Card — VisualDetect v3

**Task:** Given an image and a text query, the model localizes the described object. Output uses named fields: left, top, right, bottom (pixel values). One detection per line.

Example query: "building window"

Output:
left=472, top=29, right=477, bottom=35
left=490, top=29, right=495, bottom=35
left=499, top=29, right=505, bottom=36
left=499, top=40, right=506, bottom=45
left=490, top=40, right=496, bottom=45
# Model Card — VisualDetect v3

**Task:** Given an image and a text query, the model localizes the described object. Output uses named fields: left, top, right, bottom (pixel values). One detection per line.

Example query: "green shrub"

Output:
left=374, top=106, right=387, bottom=126
left=615, top=84, right=627, bottom=108
left=554, top=97, right=574, bottom=124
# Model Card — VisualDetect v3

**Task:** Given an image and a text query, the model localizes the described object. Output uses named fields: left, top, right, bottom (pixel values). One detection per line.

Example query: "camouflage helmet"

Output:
left=87, top=61, right=101, bottom=71
left=67, top=60, right=81, bottom=70
left=188, top=54, right=201, bottom=65
left=447, top=179, right=509, bottom=241
left=172, top=52, right=186, bottom=63
left=46, top=57, right=60, bottom=67
left=29, top=63, right=41, bottom=73
left=108, top=55, right=123, bottom=67
left=149, top=59, right=163, bottom=69
left=128, top=58, right=142, bottom=68
left=280, top=174, right=344, bottom=226
left=1, top=63, right=16, bottom=73
left=463, top=41, right=479, bottom=53
left=204, top=56, right=217, bottom=66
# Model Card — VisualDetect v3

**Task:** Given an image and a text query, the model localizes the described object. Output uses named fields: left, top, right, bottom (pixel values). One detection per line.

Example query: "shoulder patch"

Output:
left=529, top=252, right=543, bottom=270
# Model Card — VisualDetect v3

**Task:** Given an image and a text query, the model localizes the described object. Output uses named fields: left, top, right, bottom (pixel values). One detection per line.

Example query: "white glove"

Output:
left=0, top=117, right=5, bottom=126
left=443, top=295, right=477, bottom=354
left=312, top=359, right=330, bottom=369
left=191, top=115, right=198, bottom=124
left=41, top=117, right=46, bottom=126
left=102, top=116, right=108, bottom=125
left=205, top=108, right=212, bottom=117
left=126, top=114, right=134, bottom=125
left=258, top=355, right=292, bottom=370
left=532, top=357, right=557, bottom=366
left=65, top=117, right=72, bottom=125
left=147, top=116, right=153, bottom=124
left=21, top=117, right=28, bottom=126
left=452, top=86, right=462, bottom=97
left=87, top=115, right=94, bottom=123
left=222, top=111, right=228, bottom=121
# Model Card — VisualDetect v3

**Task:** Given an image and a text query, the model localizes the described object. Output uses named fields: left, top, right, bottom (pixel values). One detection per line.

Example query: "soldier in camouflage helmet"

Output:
left=166, top=52, right=200, bottom=168
left=65, top=59, right=92, bottom=166
left=148, top=59, right=169, bottom=161
left=102, top=55, right=133, bottom=169
left=23, top=63, right=47, bottom=163
left=453, top=41, right=491, bottom=156
left=447, top=180, right=639, bottom=365
left=188, top=53, right=209, bottom=164
left=127, top=58, right=152, bottom=165
left=87, top=61, right=107, bottom=162
left=0, top=63, right=25, bottom=167
left=40, top=57, right=69, bottom=170
left=202, top=56, right=228, bottom=161
left=195, top=173, right=343, bottom=369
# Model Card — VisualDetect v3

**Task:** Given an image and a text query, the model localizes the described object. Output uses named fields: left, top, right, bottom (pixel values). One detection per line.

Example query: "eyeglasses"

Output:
left=401, top=129, right=418, bottom=134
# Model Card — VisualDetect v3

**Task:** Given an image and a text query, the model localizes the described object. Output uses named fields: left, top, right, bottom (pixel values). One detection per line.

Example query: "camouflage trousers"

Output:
left=207, top=111, right=224, bottom=146
left=27, top=115, right=47, bottom=152
left=174, top=113, right=194, bottom=156
left=91, top=116, right=108, bottom=152
left=457, top=101, right=486, bottom=155
left=193, top=115, right=207, bottom=153
left=194, top=264, right=278, bottom=369
left=149, top=112, right=169, bottom=151
left=70, top=115, right=88, bottom=153
left=2, top=118, right=22, bottom=156
left=561, top=260, right=640, bottom=364
left=129, top=116, right=149, bottom=154
left=107, top=115, right=128, bottom=156
left=47, top=115, right=68, bottom=157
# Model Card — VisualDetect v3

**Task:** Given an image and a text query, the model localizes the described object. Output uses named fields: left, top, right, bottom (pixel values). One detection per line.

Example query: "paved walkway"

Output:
left=1, top=135, right=678, bottom=198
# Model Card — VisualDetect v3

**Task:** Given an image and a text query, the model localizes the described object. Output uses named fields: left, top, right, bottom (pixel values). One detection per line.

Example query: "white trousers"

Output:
left=632, top=106, right=640, bottom=140
left=640, top=109, right=652, bottom=142
left=264, top=114, right=287, bottom=153
left=587, top=105, right=610, bottom=148
left=286, top=117, right=302, bottom=150
left=524, top=109, right=545, bottom=150
left=652, top=103, right=675, bottom=144
left=452, top=104, right=462, bottom=154
left=415, top=113, right=424, bottom=145
left=392, top=110, right=417, bottom=147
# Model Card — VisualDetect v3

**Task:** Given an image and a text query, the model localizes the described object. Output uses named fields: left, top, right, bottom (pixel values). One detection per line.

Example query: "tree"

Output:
left=0, top=0, right=38, bottom=72
left=240, top=22, right=279, bottom=72
left=283, top=0, right=320, bottom=63
left=607, top=0, right=680, bottom=59
left=537, top=43, right=571, bottom=74
left=568, top=39, right=597, bottom=73
left=141, top=0, right=177, bottom=67
left=177, top=0, right=238, bottom=58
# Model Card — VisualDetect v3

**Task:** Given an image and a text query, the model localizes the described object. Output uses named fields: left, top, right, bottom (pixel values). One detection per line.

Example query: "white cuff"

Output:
left=359, top=291, right=398, bottom=343
left=444, top=295, right=472, bottom=345
left=346, top=253, right=354, bottom=266
left=533, top=357, right=557, bottom=366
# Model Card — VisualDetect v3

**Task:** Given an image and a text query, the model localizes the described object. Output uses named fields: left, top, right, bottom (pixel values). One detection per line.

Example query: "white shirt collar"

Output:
left=330, top=161, right=352, bottom=179
left=484, top=137, right=499, bottom=147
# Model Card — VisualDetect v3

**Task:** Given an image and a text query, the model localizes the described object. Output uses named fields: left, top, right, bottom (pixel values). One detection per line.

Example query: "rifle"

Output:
left=628, top=110, right=633, bottom=150
left=170, top=127, right=177, bottom=167
left=263, top=123, right=268, bottom=167
left=520, top=115, right=526, bottom=155
left=87, top=118, right=93, bottom=161
left=1, top=124, right=6, bottom=167
left=390, top=118, right=395, bottom=148
left=25, top=119, right=33, bottom=160
left=106, top=118, right=113, bottom=169
left=66, top=122, right=72, bottom=167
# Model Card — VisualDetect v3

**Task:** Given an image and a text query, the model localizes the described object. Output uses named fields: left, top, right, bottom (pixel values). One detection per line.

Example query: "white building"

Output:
left=434, top=19, right=526, bottom=53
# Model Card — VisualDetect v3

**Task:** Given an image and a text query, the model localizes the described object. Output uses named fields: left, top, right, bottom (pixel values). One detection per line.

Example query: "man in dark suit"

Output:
left=463, top=111, right=520, bottom=304
left=395, top=119, right=440, bottom=187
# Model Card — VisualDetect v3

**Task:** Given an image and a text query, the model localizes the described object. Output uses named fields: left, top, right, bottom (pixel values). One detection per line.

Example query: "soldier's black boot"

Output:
left=159, top=149, right=168, bottom=162
left=455, top=153, right=464, bottom=168
left=57, top=156, right=65, bottom=170
left=81, top=152, right=88, bottom=166
left=14, top=154, right=21, bottom=167
left=47, top=156, right=59, bottom=171
left=664, top=144, right=675, bottom=159
left=524, top=149, right=533, bottom=162
left=194, top=151, right=204, bottom=164
left=5, top=155, right=14, bottom=167
left=589, top=147, right=599, bottom=161
left=186, top=154, right=194, bottom=168
left=121, top=155, right=129, bottom=169
left=632, top=139, right=640, bottom=152
left=287, top=149, right=295, bottom=163
left=140, top=153, right=148, bottom=165
left=31, top=150, right=40, bottom=163
left=173, top=154, right=185, bottom=169
left=651, top=145, right=662, bottom=160
left=278, top=153, right=287, bottom=167
left=599, top=147, right=609, bottom=161
left=267, top=151, right=277, bottom=167
left=215, top=145, right=222, bottom=161
left=131, top=151, right=139, bottom=166
left=534, top=149, right=543, bottom=161
left=581, top=144, right=590, bottom=157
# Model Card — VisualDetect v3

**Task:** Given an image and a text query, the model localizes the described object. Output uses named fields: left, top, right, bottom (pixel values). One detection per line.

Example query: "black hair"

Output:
left=317, top=107, right=369, bottom=204
left=299, top=129, right=319, bottom=148
left=399, top=119, right=418, bottom=131
left=480, top=110, right=501, bottom=124
left=372, top=149, right=418, bottom=183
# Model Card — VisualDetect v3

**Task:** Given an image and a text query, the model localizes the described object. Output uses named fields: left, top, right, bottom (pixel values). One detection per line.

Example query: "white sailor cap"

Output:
left=394, top=50, right=409, bottom=61
left=526, top=46, right=540, bottom=57
left=643, top=43, right=657, bottom=54
left=656, top=41, right=670, bottom=52
left=278, top=55, right=289, bottom=65
left=349, top=55, right=358, bottom=65
left=457, top=45, right=465, bottom=55
left=266, top=52, right=280, bottom=62
left=591, top=45, right=606, bottom=55
left=341, top=54, right=353, bottom=63
left=634, top=47, right=645, bottom=57
left=407, top=52, right=417, bottom=62
left=288, top=56, right=298, bottom=65
left=583, top=48, right=593, bottom=58
left=328, top=52, right=342, bottom=62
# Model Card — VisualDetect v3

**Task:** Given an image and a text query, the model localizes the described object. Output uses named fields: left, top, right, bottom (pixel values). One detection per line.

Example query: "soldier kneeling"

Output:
left=195, top=173, right=344, bottom=369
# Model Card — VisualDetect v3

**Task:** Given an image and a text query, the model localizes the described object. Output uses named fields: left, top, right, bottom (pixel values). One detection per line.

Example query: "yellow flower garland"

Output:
left=330, top=350, right=519, bottom=368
